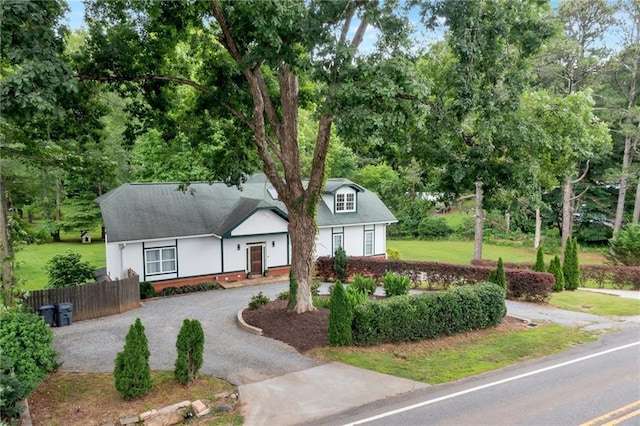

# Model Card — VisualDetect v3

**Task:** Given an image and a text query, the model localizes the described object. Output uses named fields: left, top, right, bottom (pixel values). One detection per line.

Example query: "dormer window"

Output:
left=336, top=192, right=356, bottom=212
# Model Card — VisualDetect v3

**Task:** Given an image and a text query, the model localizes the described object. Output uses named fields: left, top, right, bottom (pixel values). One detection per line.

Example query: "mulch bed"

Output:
left=242, top=299, right=329, bottom=352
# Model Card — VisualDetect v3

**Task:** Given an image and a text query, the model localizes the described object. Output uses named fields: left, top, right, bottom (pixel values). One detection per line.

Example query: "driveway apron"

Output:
left=52, top=282, right=321, bottom=385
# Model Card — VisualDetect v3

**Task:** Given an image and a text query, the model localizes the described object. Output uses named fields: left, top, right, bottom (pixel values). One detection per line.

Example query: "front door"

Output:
left=249, top=245, right=263, bottom=276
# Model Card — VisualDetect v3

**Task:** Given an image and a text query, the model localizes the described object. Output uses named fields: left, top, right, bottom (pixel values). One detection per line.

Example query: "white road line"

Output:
left=344, top=341, right=640, bottom=426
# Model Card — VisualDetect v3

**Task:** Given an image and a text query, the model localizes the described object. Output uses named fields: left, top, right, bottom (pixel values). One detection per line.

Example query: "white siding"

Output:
left=222, top=235, right=287, bottom=272
left=343, top=226, right=362, bottom=256
left=265, top=234, right=289, bottom=268
left=375, top=224, right=387, bottom=256
left=177, top=237, right=221, bottom=277
left=315, top=228, right=333, bottom=257
left=231, top=210, right=288, bottom=236
left=109, top=241, right=144, bottom=280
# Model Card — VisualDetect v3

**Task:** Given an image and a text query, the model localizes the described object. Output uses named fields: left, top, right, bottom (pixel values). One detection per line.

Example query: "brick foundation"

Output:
left=150, top=266, right=291, bottom=293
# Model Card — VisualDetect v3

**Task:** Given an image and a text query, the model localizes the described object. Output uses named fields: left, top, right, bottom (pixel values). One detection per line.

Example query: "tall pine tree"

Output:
left=563, top=238, right=580, bottom=290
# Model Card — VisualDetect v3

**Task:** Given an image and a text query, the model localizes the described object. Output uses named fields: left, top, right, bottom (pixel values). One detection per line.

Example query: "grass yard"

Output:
left=387, top=239, right=606, bottom=265
left=310, top=322, right=596, bottom=384
left=15, top=240, right=106, bottom=291
left=549, top=291, right=640, bottom=317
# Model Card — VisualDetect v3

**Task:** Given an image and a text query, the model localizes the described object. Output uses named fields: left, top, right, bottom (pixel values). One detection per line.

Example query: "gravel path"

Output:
left=52, top=282, right=321, bottom=385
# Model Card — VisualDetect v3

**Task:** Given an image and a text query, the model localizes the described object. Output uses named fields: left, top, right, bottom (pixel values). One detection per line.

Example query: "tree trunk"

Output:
left=534, top=206, right=542, bottom=249
left=561, top=177, right=572, bottom=260
left=613, top=136, right=635, bottom=234
left=505, top=211, right=510, bottom=233
left=634, top=177, right=640, bottom=225
left=53, top=176, right=62, bottom=242
left=473, top=181, right=483, bottom=262
left=288, top=211, right=317, bottom=313
left=0, top=176, right=14, bottom=306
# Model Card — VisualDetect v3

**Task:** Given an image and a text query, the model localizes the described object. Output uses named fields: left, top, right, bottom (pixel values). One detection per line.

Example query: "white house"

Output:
left=96, top=174, right=397, bottom=287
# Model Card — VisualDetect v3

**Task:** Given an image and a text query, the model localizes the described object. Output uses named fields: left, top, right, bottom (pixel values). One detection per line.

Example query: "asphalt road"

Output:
left=306, top=328, right=640, bottom=426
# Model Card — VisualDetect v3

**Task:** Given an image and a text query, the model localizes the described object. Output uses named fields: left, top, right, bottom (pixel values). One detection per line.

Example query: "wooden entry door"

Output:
left=249, top=245, right=263, bottom=275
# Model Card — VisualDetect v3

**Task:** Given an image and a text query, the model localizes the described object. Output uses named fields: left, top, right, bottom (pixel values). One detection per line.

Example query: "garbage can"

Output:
left=38, top=305, right=55, bottom=326
left=55, top=302, right=73, bottom=327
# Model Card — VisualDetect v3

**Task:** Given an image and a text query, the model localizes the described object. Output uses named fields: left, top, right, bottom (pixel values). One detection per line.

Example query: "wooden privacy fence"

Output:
left=24, top=275, right=141, bottom=322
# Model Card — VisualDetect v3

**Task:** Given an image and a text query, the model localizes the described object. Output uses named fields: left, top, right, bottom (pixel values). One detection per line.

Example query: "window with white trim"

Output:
left=145, top=247, right=176, bottom=275
left=336, top=192, right=356, bottom=212
left=333, top=233, right=344, bottom=254
left=364, top=230, right=374, bottom=256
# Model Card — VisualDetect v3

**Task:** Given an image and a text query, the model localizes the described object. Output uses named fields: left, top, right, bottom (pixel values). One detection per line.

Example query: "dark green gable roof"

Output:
left=96, top=175, right=397, bottom=243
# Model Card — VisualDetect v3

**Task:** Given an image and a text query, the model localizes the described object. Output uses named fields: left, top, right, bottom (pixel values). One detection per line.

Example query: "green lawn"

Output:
left=387, top=239, right=606, bottom=265
left=313, top=324, right=596, bottom=384
left=15, top=240, right=106, bottom=291
left=550, top=291, right=640, bottom=317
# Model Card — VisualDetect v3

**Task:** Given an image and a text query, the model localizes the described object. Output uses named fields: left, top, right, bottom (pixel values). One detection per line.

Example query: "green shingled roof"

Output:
left=96, top=175, right=397, bottom=243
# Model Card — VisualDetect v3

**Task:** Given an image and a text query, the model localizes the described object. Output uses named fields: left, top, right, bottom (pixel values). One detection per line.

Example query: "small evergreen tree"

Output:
left=333, top=246, right=348, bottom=282
left=114, top=318, right=152, bottom=400
left=287, top=266, right=297, bottom=310
left=174, top=319, right=205, bottom=384
left=548, top=255, right=565, bottom=292
left=563, top=237, right=580, bottom=290
left=328, top=281, right=352, bottom=346
left=532, top=247, right=546, bottom=272
left=489, top=258, right=507, bottom=294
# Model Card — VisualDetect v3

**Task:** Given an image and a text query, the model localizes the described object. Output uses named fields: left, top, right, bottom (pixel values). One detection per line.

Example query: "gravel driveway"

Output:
left=52, top=282, right=321, bottom=385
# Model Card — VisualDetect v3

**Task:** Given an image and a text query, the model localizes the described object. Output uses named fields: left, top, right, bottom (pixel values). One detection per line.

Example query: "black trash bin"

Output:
left=55, top=302, right=73, bottom=327
left=38, top=305, right=55, bottom=326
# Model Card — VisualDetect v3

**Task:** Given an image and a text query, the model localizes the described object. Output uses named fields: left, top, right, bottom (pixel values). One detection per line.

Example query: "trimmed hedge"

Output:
left=316, top=257, right=554, bottom=301
left=158, top=283, right=221, bottom=297
left=352, top=283, right=506, bottom=346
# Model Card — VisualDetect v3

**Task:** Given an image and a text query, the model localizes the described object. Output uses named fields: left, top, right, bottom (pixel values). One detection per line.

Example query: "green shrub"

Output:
left=352, top=274, right=376, bottom=295
left=311, top=280, right=321, bottom=296
left=328, top=281, right=352, bottom=346
left=345, top=285, right=370, bottom=310
left=312, top=295, right=331, bottom=309
left=491, top=258, right=507, bottom=293
left=276, top=290, right=289, bottom=300
left=0, top=312, right=58, bottom=396
left=139, top=281, right=156, bottom=299
left=45, top=250, right=94, bottom=289
left=548, top=255, right=564, bottom=292
left=352, top=283, right=506, bottom=346
left=158, top=283, right=220, bottom=297
left=248, top=292, right=270, bottom=310
left=386, top=247, right=401, bottom=260
left=114, top=318, right=152, bottom=400
left=607, top=224, right=640, bottom=266
left=418, top=216, right=452, bottom=239
left=174, top=319, right=204, bottom=385
left=288, top=267, right=298, bottom=309
left=381, top=271, right=410, bottom=297
left=0, top=353, right=33, bottom=420
left=563, top=237, right=580, bottom=291
left=532, top=247, right=546, bottom=272
left=333, top=246, right=348, bottom=282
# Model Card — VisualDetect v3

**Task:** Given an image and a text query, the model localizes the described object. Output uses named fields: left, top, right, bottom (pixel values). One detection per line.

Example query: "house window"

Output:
left=336, top=192, right=356, bottom=212
left=364, top=231, right=374, bottom=256
left=145, top=247, right=176, bottom=275
left=333, top=233, right=344, bottom=254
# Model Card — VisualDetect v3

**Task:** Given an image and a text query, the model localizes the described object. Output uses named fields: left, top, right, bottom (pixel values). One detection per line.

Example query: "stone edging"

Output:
left=236, top=308, right=263, bottom=335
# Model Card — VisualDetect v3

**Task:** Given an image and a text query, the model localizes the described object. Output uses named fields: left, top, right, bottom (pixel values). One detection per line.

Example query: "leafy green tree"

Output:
left=114, top=318, right=152, bottom=400
left=607, top=224, right=640, bottom=266
left=81, top=0, right=413, bottom=313
left=548, top=255, right=565, bottom=292
left=328, top=281, right=352, bottom=346
left=562, top=238, right=580, bottom=290
left=45, top=250, right=94, bottom=289
left=0, top=0, right=77, bottom=305
left=533, top=247, right=546, bottom=272
left=416, top=0, right=554, bottom=261
left=174, top=319, right=205, bottom=385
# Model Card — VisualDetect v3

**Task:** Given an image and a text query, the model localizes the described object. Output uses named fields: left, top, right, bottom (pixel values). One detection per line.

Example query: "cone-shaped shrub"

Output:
left=334, top=246, right=348, bottom=282
left=548, top=255, right=565, bottom=292
left=563, top=237, right=580, bottom=290
left=114, top=318, right=152, bottom=400
left=328, top=281, right=352, bottom=346
left=489, top=258, right=507, bottom=294
left=174, top=319, right=205, bottom=384
left=533, top=247, right=546, bottom=272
